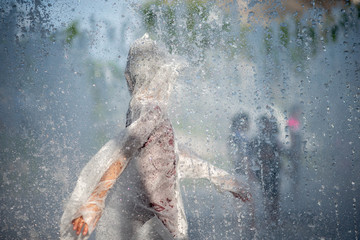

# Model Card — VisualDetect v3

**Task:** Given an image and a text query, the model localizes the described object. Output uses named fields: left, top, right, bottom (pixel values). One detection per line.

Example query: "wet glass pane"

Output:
left=1, top=0, right=359, bottom=239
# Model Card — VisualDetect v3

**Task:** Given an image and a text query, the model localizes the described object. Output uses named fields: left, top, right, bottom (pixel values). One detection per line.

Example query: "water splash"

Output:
left=1, top=0, right=359, bottom=239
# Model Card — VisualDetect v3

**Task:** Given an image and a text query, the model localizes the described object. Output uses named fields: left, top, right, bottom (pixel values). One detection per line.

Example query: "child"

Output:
left=60, top=34, right=251, bottom=240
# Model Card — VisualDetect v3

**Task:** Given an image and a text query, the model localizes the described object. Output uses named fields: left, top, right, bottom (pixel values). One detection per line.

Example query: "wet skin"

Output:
left=72, top=161, right=123, bottom=236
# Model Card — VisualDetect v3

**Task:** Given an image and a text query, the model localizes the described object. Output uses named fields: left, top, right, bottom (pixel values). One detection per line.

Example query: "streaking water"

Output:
left=0, top=1, right=359, bottom=239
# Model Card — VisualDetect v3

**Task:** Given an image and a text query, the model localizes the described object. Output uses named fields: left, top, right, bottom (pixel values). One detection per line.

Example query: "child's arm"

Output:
left=72, top=160, right=126, bottom=236
left=177, top=145, right=251, bottom=202
left=61, top=106, right=164, bottom=238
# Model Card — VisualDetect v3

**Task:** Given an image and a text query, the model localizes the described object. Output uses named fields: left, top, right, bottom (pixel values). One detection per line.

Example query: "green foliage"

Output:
left=264, top=27, right=273, bottom=55
left=49, top=21, right=80, bottom=45
left=141, top=1, right=158, bottom=30
left=65, top=21, right=79, bottom=44
left=186, top=0, right=209, bottom=31
left=279, top=24, right=289, bottom=47
left=308, top=26, right=315, bottom=42
left=140, top=0, right=216, bottom=57
left=140, top=0, right=359, bottom=66
left=331, top=25, right=339, bottom=42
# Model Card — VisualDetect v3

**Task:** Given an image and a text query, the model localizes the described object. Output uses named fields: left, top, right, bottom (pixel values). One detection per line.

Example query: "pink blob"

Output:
left=288, top=117, right=300, bottom=131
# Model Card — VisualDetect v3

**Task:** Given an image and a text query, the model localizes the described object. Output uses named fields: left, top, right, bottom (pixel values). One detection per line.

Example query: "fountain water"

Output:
left=0, top=0, right=359, bottom=239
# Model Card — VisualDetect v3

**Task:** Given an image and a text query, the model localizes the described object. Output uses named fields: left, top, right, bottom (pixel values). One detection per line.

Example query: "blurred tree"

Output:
left=140, top=0, right=359, bottom=64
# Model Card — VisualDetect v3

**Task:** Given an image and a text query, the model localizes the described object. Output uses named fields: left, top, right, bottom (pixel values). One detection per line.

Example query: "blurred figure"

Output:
left=251, top=115, right=281, bottom=226
left=228, top=112, right=259, bottom=237
left=287, top=105, right=303, bottom=198
left=228, top=112, right=259, bottom=181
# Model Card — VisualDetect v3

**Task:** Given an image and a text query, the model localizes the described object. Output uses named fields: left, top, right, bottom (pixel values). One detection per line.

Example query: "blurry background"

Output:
left=0, top=0, right=359, bottom=239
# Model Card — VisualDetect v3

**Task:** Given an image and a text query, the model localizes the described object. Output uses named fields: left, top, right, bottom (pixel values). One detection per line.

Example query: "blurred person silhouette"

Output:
left=287, top=104, right=303, bottom=199
left=60, top=34, right=251, bottom=240
left=228, top=112, right=259, bottom=181
left=251, top=115, right=282, bottom=227
left=228, top=112, right=260, bottom=237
